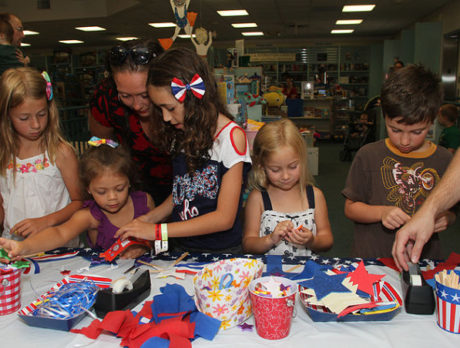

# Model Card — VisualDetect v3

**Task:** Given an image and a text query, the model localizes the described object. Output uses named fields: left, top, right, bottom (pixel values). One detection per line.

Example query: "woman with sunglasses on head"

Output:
left=115, top=47, right=252, bottom=254
left=89, top=39, right=172, bottom=206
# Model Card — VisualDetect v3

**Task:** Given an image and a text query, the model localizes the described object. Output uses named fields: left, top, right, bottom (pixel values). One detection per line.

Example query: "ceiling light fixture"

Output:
left=217, top=10, right=249, bottom=17
left=342, top=5, right=375, bottom=12
left=336, top=19, right=363, bottom=25
left=20, top=43, right=31, bottom=47
left=75, top=26, right=106, bottom=32
left=242, top=31, right=264, bottom=36
left=23, top=30, right=39, bottom=35
left=331, top=29, right=354, bottom=34
left=178, top=34, right=196, bottom=38
left=148, top=22, right=177, bottom=28
left=59, top=40, right=84, bottom=44
left=231, top=23, right=257, bottom=28
left=116, top=37, right=138, bottom=41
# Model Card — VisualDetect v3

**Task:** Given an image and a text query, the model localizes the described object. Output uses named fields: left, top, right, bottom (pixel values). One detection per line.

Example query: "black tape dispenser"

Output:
left=400, top=262, right=435, bottom=314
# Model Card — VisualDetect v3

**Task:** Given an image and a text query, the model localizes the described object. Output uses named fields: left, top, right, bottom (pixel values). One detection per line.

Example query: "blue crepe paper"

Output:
left=140, top=337, right=170, bottom=348
left=264, top=255, right=333, bottom=280
left=152, top=284, right=196, bottom=324
left=189, top=311, right=221, bottom=340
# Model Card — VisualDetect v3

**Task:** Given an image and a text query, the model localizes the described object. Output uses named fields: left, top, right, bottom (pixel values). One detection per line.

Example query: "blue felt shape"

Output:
left=299, top=270, right=350, bottom=300
left=264, top=255, right=332, bottom=280
left=140, top=337, right=170, bottom=348
left=152, top=283, right=196, bottom=323
left=189, top=311, right=221, bottom=340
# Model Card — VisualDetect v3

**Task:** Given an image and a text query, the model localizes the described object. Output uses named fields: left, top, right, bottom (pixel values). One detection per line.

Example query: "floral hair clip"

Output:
left=87, top=136, right=119, bottom=148
left=41, top=71, right=53, bottom=101
left=171, top=73, right=205, bottom=102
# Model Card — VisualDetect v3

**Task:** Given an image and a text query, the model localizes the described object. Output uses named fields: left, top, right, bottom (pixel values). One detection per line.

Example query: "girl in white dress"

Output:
left=0, top=67, right=82, bottom=246
left=243, top=118, right=333, bottom=256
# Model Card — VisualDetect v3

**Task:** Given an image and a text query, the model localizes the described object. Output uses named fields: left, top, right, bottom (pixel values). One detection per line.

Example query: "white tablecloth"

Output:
left=1, top=254, right=459, bottom=348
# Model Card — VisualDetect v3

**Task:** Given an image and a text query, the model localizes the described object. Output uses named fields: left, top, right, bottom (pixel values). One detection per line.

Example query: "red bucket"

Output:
left=249, top=276, right=297, bottom=340
left=0, top=269, right=21, bottom=315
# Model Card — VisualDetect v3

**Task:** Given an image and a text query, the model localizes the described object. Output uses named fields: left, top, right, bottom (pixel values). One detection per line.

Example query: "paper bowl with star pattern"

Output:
left=193, top=258, right=264, bottom=330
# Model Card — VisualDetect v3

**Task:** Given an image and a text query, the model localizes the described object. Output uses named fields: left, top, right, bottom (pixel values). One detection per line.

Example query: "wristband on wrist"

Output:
left=153, top=223, right=169, bottom=254
left=160, top=223, right=168, bottom=252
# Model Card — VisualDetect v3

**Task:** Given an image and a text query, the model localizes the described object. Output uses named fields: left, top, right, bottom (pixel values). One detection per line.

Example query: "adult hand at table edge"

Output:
left=392, top=213, right=436, bottom=271
left=115, top=219, right=155, bottom=241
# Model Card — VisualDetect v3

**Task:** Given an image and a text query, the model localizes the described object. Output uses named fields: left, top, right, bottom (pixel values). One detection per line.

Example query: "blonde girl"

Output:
left=0, top=67, right=81, bottom=246
left=0, top=142, right=155, bottom=259
left=243, top=118, right=333, bottom=256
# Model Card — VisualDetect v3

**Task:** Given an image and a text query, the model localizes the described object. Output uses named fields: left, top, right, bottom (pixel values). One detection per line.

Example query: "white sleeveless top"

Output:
left=0, top=151, right=79, bottom=247
left=259, top=185, right=317, bottom=257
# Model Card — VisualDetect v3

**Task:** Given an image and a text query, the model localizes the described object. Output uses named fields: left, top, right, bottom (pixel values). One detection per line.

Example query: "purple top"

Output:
left=84, top=191, right=150, bottom=250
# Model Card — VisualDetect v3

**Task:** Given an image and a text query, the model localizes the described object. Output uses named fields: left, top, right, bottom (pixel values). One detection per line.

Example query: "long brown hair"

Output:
left=0, top=67, right=67, bottom=176
left=147, top=47, right=232, bottom=173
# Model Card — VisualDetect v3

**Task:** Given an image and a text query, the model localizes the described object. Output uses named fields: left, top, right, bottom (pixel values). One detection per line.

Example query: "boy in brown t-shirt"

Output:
left=342, top=65, right=455, bottom=259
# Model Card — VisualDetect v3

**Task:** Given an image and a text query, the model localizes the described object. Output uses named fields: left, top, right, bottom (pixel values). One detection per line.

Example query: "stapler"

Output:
left=400, top=262, right=435, bottom=314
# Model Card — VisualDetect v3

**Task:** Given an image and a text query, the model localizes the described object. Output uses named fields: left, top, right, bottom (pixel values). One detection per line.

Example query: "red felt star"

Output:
left=346, top=261, right=385, bottom=296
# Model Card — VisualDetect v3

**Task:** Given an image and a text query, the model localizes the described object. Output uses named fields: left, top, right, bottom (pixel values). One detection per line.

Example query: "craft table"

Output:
left=1, top=251, right=459, bottom=348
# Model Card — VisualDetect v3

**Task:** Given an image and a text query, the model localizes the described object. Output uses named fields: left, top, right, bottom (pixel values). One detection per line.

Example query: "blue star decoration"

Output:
left=299, top=270, right=351, bottom=300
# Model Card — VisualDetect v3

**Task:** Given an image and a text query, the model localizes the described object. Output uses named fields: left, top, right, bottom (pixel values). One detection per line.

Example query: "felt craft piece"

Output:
left=72, top=284, right=221, bottom=347
left=300, top=271, right=350, bottom=300
left=346, top=261, right=385, bottom=296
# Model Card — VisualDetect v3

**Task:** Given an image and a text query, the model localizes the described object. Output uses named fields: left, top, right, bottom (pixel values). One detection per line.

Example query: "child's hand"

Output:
left=271, top=221, right=293, bottom=245
left=381, top=206, right=410, bottom=230
left=285, top=225, right=314, bottom=246
left=115, top=220, right=155, bottom=241
left=120, top=244, right=150, bottom=259
left=0, top=238, right=24, bottom=260
left=11, top=217, right=49, bottom=238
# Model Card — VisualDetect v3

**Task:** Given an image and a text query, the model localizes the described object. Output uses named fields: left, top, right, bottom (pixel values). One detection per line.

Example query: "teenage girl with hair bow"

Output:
left=116, top=47, right=252, bottom=254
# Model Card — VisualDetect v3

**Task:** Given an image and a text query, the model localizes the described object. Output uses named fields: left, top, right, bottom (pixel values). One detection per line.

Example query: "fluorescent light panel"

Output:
left=59, top=40, right=84, bottom=44
left=242, top=31, right=264, bottom=36
left=148, top=22, right=176, bottom=28
left=331, top=29, right=354, bottom=34
left=232, top=23, right=257, bottom=28
left=336, top=19, right=363, bottom=25
left=23, top=30, right=39, bottom=35
left=342, top=5, right=375, bottom=12
left=178, top=34, right=196, bottom=38
left=217, top=10, right=248, bottom=16
left=75, top=26, right=106, bottom=32
left=116, top=37, right=138, bottom=41
left=20, top=43, right=31, bottom=47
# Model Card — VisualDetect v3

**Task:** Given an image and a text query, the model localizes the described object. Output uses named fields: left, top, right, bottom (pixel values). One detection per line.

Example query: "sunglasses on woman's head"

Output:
left=109, top=46, right=157, bottom=66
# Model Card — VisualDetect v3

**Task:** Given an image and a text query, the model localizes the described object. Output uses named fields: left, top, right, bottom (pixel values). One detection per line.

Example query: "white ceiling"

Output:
left=0, top=0, right=454, bottom=51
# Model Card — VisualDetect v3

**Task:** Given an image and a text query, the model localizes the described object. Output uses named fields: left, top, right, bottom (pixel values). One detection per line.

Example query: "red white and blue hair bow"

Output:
left=171, top=73, right=206, bottom=102
left=88, top=136, right=119, bottom=148
left=41, top=71, right=53, bottom=101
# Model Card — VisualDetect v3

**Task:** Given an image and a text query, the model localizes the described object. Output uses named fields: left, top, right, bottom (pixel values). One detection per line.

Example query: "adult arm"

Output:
left=393, top=149, right=460, bottom=270
left=12, top=143, right=83, bottom=237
